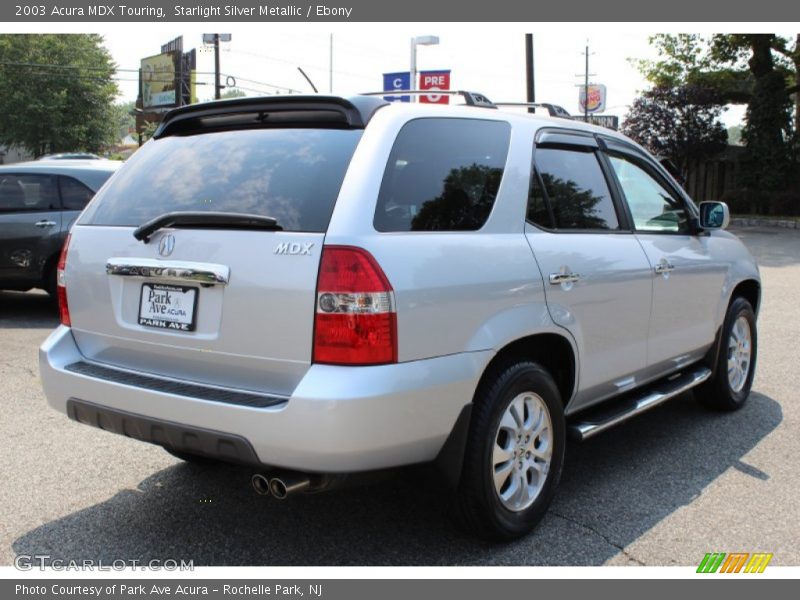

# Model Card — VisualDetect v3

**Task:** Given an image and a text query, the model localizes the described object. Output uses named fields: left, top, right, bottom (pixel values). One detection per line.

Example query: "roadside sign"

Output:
left=579, top=84, right=606, bottom=114
left=383, top=72, right=411, bottom=102
left=419, top=70, right=451, bottom=104
left=586, top=115, right=619, bottom=130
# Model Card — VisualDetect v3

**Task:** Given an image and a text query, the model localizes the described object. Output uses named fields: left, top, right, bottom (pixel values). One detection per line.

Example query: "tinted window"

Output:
left=60, top=176, right=96, bottom=211
left=608, top=154, right=689, bottom=233
left=527, top=172, right=553, bottom=228
left=0, top=174, right=58, bottom=212
left=534, top=147, right=619, bottom=230
left=374, top=118, right=511, bottom=232
left=82, top=128, right=363, bottom=232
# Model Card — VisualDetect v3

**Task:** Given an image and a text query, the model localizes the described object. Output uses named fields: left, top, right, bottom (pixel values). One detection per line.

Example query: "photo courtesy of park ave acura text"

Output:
left=0, top=1, right=799, bottom=579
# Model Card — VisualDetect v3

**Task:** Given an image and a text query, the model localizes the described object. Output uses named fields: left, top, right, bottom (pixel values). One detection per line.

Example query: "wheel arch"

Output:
left=436, top=332, right=577, bottom=487
left=705, top=277, right=761, bottom=378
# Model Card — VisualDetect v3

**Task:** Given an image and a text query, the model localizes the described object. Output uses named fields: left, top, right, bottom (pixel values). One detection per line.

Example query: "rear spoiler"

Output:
left=153, top=95, right=389, bottom=138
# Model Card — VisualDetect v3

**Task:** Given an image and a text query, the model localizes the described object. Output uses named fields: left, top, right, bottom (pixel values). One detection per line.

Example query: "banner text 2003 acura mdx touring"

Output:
left=40, top=94, right=760, bottom=540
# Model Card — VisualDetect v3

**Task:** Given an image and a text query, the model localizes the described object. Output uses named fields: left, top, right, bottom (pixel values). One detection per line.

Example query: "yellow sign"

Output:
left=141, top=52, right=177, bottom=108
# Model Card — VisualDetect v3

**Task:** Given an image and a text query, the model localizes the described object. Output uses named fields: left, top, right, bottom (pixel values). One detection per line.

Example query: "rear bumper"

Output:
left=40, top=326, right=490, bottom=472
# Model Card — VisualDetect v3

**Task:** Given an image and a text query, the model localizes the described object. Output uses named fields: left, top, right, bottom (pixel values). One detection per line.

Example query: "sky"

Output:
left=96, top=24, right=754, bottom=127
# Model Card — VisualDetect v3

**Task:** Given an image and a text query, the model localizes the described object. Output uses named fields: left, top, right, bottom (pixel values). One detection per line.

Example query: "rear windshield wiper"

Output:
left=133, top=211, right=282, bottom=242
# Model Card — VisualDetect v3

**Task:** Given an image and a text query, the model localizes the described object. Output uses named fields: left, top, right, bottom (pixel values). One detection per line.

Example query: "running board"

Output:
left=568, top=366, right=712, bottom=441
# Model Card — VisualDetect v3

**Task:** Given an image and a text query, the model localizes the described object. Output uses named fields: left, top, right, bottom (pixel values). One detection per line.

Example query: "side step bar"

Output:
left=568, top=365, right=712, bottom=441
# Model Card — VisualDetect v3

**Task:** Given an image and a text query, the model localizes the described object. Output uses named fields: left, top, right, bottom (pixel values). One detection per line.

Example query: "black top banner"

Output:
left=2, top=0, right=798, bottom=22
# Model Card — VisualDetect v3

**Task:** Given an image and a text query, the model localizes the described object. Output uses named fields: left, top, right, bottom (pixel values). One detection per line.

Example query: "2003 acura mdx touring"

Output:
left=39, top=93, right=760, bottom=540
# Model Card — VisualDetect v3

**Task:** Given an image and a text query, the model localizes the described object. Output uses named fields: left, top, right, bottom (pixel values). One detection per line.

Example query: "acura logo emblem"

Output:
left=158, top=234, right=175, bottom=257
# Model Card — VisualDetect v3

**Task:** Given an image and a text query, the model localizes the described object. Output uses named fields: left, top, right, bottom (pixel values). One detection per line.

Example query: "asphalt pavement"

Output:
left=1, top=227, right=797, bottom=566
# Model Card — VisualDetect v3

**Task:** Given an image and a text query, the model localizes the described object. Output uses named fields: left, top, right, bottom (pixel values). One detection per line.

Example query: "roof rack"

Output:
left=359, top=91, right=573, bottom=120
left=360, top=90, right=496, bottom=108
left=492, top=102, right=573, bottom=119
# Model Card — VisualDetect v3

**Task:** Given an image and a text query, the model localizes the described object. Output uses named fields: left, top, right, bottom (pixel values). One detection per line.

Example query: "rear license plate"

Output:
left=138, top=283, right=198, bottom=332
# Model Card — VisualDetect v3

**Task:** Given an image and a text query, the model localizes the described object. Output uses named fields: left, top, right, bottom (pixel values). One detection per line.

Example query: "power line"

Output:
left=0, top=61, right=296, bottom=92
left=229, top=48, right=374, bottom=81
left=220, top=73, right=301, bottom=93
left=0, top=60, right=218, bottom=77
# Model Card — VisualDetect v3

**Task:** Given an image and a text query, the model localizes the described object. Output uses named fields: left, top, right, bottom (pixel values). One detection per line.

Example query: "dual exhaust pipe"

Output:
left=251, top=471, right=312, bottom=500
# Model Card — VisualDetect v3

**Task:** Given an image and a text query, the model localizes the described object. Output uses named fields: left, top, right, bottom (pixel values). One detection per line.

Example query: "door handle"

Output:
left=34, top=220, right=57, bottom=228
left=654, top=261, right=675, bottom=275
left=549, top=272, right=581, bottom=285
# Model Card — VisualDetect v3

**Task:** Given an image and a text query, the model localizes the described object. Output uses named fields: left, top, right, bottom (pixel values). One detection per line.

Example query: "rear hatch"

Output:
left=65, top=98, right=371, bottom=396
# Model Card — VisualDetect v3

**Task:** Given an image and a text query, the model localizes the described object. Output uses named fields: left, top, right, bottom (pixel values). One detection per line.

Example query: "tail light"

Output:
left=57, top=233, right=71, bottom=326
left=313, top=246, right=397, bottom=365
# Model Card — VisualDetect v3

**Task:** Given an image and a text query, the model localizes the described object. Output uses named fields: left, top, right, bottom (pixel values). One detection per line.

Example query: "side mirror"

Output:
left=698, top=201, right=730, bottom=230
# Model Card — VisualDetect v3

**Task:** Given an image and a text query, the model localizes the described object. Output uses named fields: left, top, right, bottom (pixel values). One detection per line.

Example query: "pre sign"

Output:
left=419, top=70, right=451, bottom=104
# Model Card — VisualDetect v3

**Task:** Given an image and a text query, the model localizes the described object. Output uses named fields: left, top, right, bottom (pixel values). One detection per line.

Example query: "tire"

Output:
left=163, top=447, right=223, bottom=465
left=698, top=296, right=757, bottom=411
left=453, top=361, right=566, bottom=541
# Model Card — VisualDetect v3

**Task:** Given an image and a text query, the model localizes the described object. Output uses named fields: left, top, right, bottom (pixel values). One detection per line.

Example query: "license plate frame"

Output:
left=138, top=283, right=199, bottom=332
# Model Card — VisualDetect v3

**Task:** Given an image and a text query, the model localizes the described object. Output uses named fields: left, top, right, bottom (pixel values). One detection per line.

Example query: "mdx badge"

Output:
left=274, top=242, right=314, bottom=256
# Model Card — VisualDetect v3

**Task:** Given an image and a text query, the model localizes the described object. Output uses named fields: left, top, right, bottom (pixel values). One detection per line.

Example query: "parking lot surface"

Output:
left=1, top=227, right=797, bottom=566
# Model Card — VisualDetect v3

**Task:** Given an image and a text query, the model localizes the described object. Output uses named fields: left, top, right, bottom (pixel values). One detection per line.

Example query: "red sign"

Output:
left=419, top=70, right=451, bottom=104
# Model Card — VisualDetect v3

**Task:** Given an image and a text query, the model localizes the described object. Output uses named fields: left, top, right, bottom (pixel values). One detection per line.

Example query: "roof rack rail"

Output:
left=360, top=90, right=496, bottom=108
left=492, top=102, right=573, bottom=119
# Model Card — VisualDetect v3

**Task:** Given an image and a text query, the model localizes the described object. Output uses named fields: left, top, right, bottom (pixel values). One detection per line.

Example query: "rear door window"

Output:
left=0, top=174, right=58, bottom=212
left=374, top=118, right=511, bottom=232
left=532, top=147, right=620, bottom=231
left=81, top=128, right=363, bottom=233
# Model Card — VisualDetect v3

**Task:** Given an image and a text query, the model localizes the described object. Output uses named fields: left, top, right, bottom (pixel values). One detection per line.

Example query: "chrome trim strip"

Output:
left=106, top=257, right=230, bottom=286
left=569, top=366, right=712, bottom=440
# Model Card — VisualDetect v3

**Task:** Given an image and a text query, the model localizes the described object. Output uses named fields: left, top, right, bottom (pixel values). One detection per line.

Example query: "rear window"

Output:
left=81, top=128, right=363, bottom=232
left=374, top=118, right=511, bottom=232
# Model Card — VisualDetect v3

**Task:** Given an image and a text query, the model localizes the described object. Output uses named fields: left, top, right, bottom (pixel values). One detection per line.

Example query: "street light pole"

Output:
left=409, top=35, right=439, bottom=103
left=525, top=34, right=536, bottom=113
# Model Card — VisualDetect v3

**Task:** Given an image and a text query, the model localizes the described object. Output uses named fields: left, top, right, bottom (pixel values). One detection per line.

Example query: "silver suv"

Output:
left=39, top=94, right=760, bottom=540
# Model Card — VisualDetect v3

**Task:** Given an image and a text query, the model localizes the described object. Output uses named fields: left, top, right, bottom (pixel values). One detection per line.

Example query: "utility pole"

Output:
left=203, top=33, right=231, bottom=100
left=584, top=42, right=589, bottom=122
left=575, top=41, right=595, bottom=123
left=525, top=34, right=535, bottom=113
left=214, top=34, right=221, bottom=99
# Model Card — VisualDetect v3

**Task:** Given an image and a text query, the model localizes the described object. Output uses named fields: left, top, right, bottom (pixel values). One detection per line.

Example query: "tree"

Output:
left=635, top=33, right=799, bottom=196
left=221, top=87, right=246, bottom=99
left=112, top=100, right=136, bottom=142
left=621, top=85, right=728, bottom=181
left=634, top=34, right=713, bottom=89
left=710, top=34, right=795, bottom=190
left=0, top=34, right=118, bottom=156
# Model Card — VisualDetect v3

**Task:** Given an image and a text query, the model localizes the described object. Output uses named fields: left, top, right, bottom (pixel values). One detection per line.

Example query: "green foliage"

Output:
left=727, top=125, right=743, bottom=145
left=221, top=88, right=247, bottom=99
left=740, top=69, right=794, bottom=191
left=0, top=34, right=118, bottom=156
left=635, top=33, right=799, bottom=203
left=621, top=85, right=728, bottom=179
left=635, top=34, right=712, bottom=89
left=112, top=100, right=136, bottom=142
